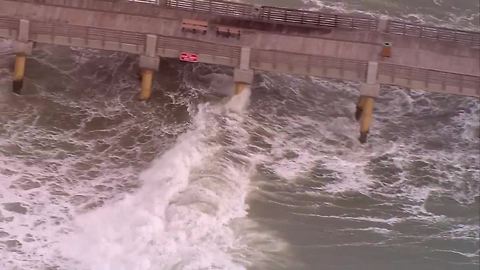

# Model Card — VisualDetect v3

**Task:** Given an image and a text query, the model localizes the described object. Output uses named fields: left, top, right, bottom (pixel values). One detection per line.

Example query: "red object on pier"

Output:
left=179, top=52, right=198, bottom=62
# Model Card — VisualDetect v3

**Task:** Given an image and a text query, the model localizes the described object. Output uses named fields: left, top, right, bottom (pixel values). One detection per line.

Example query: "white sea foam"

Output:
left=53, top=88, right=257, bottom=270
left=454, top=102, right=480, bottom=142
left=249, top=72, right=479, bottom=229
left=304, top=0, right=352, bottom=14
left=339, top=227, right=393, bottom=235
left=0, top=42, right=289, bottom=269
left=292, top=212, right=403, bottom=225
left=304, top=0, right=479, bottom=30
left=225, top=87, right=251, bottom=113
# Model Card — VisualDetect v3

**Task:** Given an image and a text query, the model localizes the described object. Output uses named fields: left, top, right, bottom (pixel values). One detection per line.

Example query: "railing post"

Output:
left=376, top=16, right=388, bottom=33
left=252, top=5, right=261, bottom=19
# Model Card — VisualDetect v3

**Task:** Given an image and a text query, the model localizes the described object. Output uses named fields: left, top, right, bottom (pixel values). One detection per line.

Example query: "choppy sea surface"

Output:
left=0, top=0, right=479, bottom=270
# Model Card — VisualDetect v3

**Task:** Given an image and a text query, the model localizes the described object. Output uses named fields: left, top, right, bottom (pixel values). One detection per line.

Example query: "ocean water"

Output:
left=0, top=0, right=479, bottom=270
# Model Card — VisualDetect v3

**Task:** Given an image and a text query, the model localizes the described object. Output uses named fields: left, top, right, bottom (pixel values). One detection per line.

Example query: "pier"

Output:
left=0, top=0, right=479, bottom=142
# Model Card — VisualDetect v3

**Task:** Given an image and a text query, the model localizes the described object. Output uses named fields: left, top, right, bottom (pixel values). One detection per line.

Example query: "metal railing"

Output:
left=27, top=19, right=239, bottom=63
left=129, top=0, right=159, bottom=3
left=9, top=0, right=480, bottom=42
left=388, top=21, right=480, bottom=46
left=251, top=49, right=369, bottom=80
left=164, top=0, right=378, bottom=30
left=0, top=17, right=19, bottom=39
left=30, top=21, right=146, bottom=45
left=0, top=17, right=19, bottom=30
left=157, top=35, right=240, bottom=60
left=12, top=0, right=119, bottom=12
left=379, top=63, right=480, bottom=95
left=165, top=0, right=255, bottom=18
left=258, top=6, right=378, bottom=31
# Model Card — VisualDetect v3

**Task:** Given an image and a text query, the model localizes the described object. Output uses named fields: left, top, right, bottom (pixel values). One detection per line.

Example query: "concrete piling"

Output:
left=139, top=69, right=154, bottom=101
left=234, top=82, right=249, bottom=95
left=359, top=96, right=375, bottom=143
left=13, top=54, right=26, bottom=94
left=12, top=19, right=32, bottom=94
left=233, top=47, right=254, bottom=95
left=357, top=61, right=380, bottom=143
left=233, top=69, right=254, bottom=95
left=137, top=34, right=159, bottom=101
left=355, top=96, right=367, bottom=121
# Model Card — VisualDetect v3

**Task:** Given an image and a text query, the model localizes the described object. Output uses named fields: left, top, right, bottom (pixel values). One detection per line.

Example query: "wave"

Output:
left=54, top=89, right=255, bottom=270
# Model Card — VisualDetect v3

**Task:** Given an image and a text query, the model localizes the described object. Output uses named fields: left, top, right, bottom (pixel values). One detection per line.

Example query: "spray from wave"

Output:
left=53, top=88, right=256, bottom=270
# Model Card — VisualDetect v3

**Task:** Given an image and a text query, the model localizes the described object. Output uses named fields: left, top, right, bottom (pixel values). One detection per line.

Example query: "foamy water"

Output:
left=304, top=0, right=480, bottom=30
left=1, top=0, right=480, bottom=268
left=56, top=93, right=253, bottom=270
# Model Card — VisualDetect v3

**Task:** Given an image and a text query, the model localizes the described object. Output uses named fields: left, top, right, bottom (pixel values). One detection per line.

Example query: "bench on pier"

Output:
left=181, top=19, right=208, bottom=34
left=216, top=26, right=241, bottom=39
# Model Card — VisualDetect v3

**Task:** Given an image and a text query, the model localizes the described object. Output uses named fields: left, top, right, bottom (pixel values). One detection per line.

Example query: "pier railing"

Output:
left=165, top=0, right=255, bottom=18
left=0, top=17, right=19, bottom=39
left=251, top=49, right=369, bottom=81
left=156, top=35, right=240, bottom=66
left=30, top=21, right=147, bottom=46
left=157, top=37, right=240, bottom=59
left=257, top=6, right=377, bottom=30
left=379, top=63, right=480, bottom=96
left=25, top=18, right=240, bottom=66
left=10, top=0, right=480, bottom=43
left=0, top=17, right=18, bottom=30
left=12, top=0, right=124, bottom=12
left=387, top=21, right=480, bottom=46
left=165, top=0, right=378, bottom=30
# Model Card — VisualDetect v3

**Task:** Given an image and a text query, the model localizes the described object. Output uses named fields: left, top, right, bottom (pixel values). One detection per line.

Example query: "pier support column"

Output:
left=12, top=19, right=33, bottom=94
left=233, top=68, right=254, bottom=94
left=234, top=82, right=249, bottom=95
left=357, top=61, right=380, bottom=143
left=359, top=96, right=375, bottom=143
left=138, top=34, right=159, bottom=101
left=139, top=69, right=154, bottom=101
left=355, top=96, right=367, bottom=121
left=357, top=83, right=380, bottom=143
left=137, top=58, right=159, bottom=101
left=233, top=47, right=254, bottom=95
left=13, top=54, right=26, bottom=94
